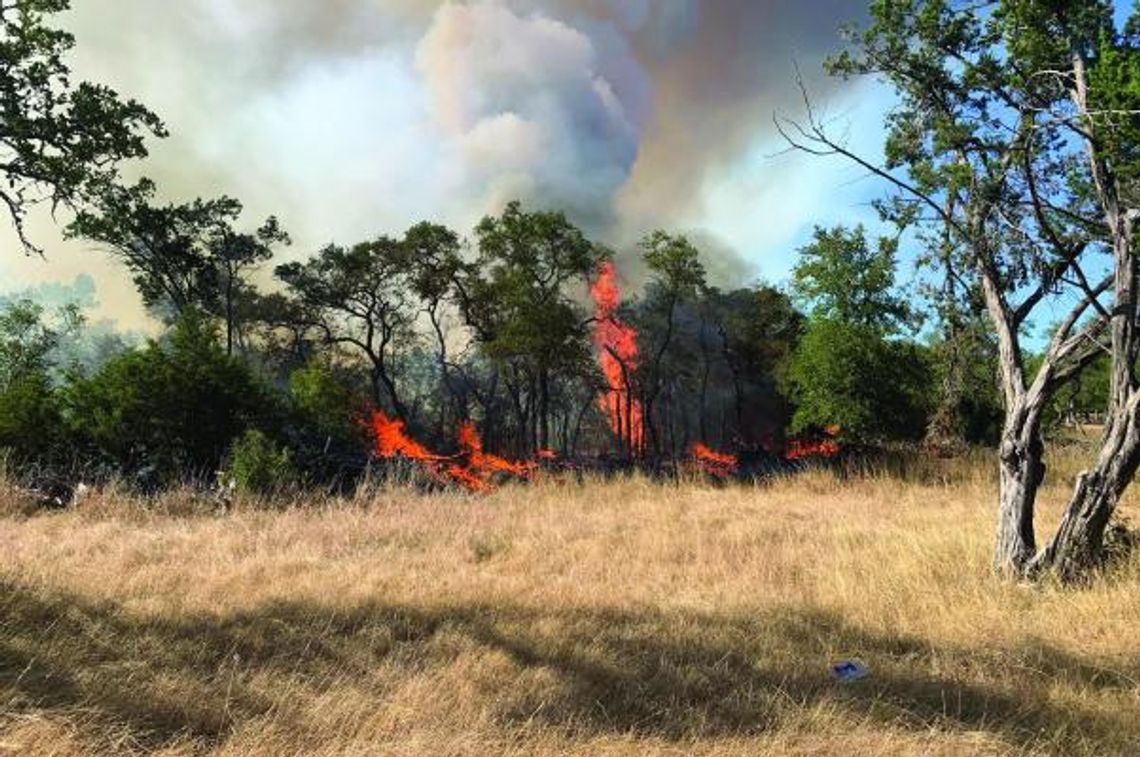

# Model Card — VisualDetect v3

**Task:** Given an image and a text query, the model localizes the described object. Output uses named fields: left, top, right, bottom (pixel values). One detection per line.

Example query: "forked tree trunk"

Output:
left=994, top=420, right=1046, bottom=575
left=1029, top=50, right=1140, bottom=582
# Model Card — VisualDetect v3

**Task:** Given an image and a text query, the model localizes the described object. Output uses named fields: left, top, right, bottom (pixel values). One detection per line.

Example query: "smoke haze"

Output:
left=3, top=0, right=876, bottom=325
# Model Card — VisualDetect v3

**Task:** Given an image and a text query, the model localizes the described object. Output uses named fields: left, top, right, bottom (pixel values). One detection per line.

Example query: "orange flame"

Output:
left=368, top=411, right=533, bottom=492
left=457, top=421, right=534, bottom=477
left=785, top=427, right=842, bottom=461
left=692, top=443, right=739, bottom=478
left=369, top=411, right=442, bottom=462
left=591, top=261, right=644, bottom=454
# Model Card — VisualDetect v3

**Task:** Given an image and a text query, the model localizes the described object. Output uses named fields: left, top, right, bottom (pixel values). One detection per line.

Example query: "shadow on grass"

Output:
left=1, top=580, right=1137, bottom=753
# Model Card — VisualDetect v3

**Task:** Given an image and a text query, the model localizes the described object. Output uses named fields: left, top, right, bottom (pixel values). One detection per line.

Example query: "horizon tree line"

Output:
left=3, top=0, right=1138, bottom=583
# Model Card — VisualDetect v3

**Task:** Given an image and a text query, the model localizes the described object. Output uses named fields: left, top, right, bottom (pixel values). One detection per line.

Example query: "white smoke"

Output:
left=414, top=0, right=650, bottom=226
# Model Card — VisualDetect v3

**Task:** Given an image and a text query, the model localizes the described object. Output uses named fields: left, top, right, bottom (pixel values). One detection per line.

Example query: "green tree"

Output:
left=786, top=319, right=931, bottom=444
left=637, top=231, right=707, bottom=457
left=403, top=222, right=465, bottom=434
left=65, top=314, right=279, bottom=481
left=458, top=201, right=606, bottom=453
left=704, top=285, right=804, bottom=446
left=786, top=224, right=929, bottom=446
left=0, top=0, right=165, bottom=254
left=69, top=180, right=288, bottom=348
left=276, top=238, right=416, bottom=417
left=0, top=300, right=72, bottom=461
left=0, top=300, right=75, bottom=388
left=792, top=225, right=912, bottom=332
left=780, top=0, right=1124, bottom=578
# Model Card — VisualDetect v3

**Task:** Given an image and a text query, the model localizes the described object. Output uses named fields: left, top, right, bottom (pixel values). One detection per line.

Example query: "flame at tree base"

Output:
left=368, top=411, right=535, bottom=493
left=785, top=426, right=842, bottom=461
left=691, top=443, right=739, bottom=478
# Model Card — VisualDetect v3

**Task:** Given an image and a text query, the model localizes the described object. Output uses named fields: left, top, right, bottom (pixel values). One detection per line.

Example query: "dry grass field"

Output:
left=1, top=454, right=1139, bottom=756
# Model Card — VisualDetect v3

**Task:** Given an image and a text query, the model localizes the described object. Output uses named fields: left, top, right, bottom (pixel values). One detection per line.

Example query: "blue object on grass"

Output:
left=830, top=659, right=870, bottom=682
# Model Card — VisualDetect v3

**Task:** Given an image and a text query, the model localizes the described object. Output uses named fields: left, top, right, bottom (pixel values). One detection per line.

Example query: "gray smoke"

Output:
left=6, top=0, right=867, bottom=322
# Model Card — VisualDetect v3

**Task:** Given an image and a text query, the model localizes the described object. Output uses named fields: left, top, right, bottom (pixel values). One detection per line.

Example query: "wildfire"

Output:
left=457, top=421, right=533, bottom=477
left=785, top=426, right=842, bottom=461
left=591, top=261, right=644, bottom=454
left=367, top=411, right=534, bottom=492
left=692, top=443, right=739, bottom=479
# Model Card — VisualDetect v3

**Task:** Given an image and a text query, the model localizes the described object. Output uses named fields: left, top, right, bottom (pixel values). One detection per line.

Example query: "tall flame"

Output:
left=590, top=261, right=644, bottom=454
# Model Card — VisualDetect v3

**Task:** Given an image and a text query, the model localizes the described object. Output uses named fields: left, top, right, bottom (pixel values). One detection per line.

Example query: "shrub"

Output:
left=289, top=358, right=367, bottom=446
left=65, top=313, right=282, bottom=482
left=0, top=370, right=66, bottom=463
left=225, top=429, right=296, bottom=495
left=785, top=318, right=932, bottom=445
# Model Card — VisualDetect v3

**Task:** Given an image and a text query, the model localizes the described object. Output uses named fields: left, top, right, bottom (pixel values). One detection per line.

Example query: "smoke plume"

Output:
left=6, top=0, right=868, bottom=322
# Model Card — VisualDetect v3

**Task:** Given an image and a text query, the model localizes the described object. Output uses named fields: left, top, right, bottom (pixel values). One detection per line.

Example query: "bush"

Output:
left=0, top=370, right=67, bottom=464
left=785, top=319, right=932, bottom=445
left=289, top=358, right=367, bottom=446
left=225, top=429, right=296, bottom=495
left=65, top=313, right=282, bottom=482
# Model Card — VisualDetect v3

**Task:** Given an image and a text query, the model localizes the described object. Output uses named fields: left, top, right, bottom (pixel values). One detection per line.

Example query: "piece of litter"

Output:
left=830, top=659, right=870, bottom=682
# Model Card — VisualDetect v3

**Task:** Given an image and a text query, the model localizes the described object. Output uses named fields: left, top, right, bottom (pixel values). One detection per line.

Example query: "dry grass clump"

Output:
left=1, top=456, right=1138, bottom=755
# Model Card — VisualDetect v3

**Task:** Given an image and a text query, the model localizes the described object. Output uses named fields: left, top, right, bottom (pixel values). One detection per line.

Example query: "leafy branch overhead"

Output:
left=0, top=0, right=166, bottom=255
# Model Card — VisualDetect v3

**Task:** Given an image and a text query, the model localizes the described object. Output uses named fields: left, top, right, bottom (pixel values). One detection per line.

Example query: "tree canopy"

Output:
left=0, top=0, right=165, bottom=254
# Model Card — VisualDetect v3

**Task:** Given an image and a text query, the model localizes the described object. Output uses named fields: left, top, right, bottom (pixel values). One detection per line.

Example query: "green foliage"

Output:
left=792, top=225, right=912, bottom=333
left=0, top=300, right=70, bottom=462
left=460, top=201, right=606, bottom=450
left=928, top=322, right=1004, bottom=447
left=288, top=358, right=366, bottom=447
left=69, top=180, right=288, bottom=334
left=704, top=286, right=804, bottom=441
left=404, top=222, right=463, bottom=315
left=0, top=370, right=66, bottom=463
left=0, top=300, right=69, bottom=389
left=225, top=429, right=296, bottom=495
left=641, top=232, right=706, bottom=302
left=464, top=201, right=605, bottom=369
left=0, top=0, right=166, bottom=254
left=276, top=236, right=415, bottom=414
left=785, top=319, right=932, bottom=445
left=65, top=313, right=279, bottom=480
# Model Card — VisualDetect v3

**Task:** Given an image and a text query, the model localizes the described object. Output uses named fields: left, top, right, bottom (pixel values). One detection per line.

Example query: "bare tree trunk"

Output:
left=538, top=368, right=550, bottom=451
left=994, top=416, right=1046, bottom=574
left=1035, top=410, right=1140, bottom=579
left=980, top=250, right=1051, bottom=578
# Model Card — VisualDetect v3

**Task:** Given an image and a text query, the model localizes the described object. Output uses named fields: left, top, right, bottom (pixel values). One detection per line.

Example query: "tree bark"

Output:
left=1034, top=393, right=1140, bottom=579
left=994, top=417, right=1046, bottom=574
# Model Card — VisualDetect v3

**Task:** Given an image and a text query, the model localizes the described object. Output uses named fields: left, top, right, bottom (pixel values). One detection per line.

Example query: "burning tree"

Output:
left=591, top=261, right=643, bottom=458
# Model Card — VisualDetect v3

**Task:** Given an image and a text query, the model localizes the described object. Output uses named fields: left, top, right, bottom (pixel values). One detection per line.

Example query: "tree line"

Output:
left=2, top=0, right=1138, bottom=582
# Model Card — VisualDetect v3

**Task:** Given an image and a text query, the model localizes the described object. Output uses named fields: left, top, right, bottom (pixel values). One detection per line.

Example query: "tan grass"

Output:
left=1, top=454, right=1138, bottom=755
